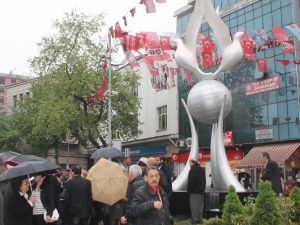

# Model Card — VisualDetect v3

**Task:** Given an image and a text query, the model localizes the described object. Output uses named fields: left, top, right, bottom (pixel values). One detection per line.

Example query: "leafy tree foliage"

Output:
left=11, top=11, right=140, bottom=157
left=290, top=186, right=300, bottom=221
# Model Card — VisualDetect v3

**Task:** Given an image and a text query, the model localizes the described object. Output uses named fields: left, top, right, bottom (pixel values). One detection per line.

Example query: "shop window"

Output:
left=157, top=106, right=167, bottom=131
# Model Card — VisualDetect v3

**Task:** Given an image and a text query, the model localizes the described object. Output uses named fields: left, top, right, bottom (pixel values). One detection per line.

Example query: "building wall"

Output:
left=6, top=80, right=34, bottom=115
left=0, top=73, right=30, bottom=115
left=176, top=0, right=300, bottom=147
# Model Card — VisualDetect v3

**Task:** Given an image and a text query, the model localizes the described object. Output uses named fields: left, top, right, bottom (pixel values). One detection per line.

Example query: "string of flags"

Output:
left=102, top=0, right=300, bottom=92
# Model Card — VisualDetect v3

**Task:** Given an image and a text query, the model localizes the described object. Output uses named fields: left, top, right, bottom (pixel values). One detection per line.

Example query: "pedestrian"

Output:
left=260, top=151, right=283, bottom=196
left=32, top=173, right=57, bottom=225
left=187, top=158, right=206, bottom=224
left=120, top=164, right=145, bottom=225
left=64, top=165, right=93, bottom=225
left=126, top=166, right=173, bottom=225
left=6, top=175, right=36, bottom=225
left=120, top=156, right=132, bottom=174
left=137, top=157, right=148, bottom=177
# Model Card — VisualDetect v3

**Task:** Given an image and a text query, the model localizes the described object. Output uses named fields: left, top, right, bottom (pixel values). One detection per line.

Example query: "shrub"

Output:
left=222, top=185, right=244, bottom=225
left=203, top=217, right=223, bottom=225
left=250, top=181, right=283, bottom=225
left=290, top=186, right=300, bottom=221
left=277, top=196, right=295, bottom=225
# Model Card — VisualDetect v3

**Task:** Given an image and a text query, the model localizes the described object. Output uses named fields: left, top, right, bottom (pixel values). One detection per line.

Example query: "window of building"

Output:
left=157, top=106, right=167, bottom=130
left=13, top=95, right=17, bottom=108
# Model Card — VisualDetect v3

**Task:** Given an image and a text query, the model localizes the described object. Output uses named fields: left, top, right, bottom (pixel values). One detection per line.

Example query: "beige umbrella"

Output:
left=87, top=158, right=128, bottom=205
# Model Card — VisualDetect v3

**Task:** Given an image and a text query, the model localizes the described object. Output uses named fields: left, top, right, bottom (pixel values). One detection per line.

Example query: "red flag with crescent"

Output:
left=272, top=27, right=289, bottom=43
left=114, top=22, right=122, bottom=38
left=201, top=38, right=214, bottom=53
left=144, top=0, right=156, bottom=13
left=202, top=52, right=214, bottom=68
left=256, top=58, right=268, bottom=73
left=241, top=39, right=254, bottom=61
left=276, top=59, right=291, bottom=66
left=159, top=36, right=170, bottom=50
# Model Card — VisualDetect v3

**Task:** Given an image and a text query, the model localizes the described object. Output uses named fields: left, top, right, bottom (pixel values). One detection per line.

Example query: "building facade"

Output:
left=174, top=0, right=300, bottom=186
left=122, top=60, right=179, bottom=160
left=0, top=73, right=30, bottom=115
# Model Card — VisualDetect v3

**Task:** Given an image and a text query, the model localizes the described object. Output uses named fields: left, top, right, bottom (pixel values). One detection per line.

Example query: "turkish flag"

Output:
left=281, top=41, right=295, bottom=53
left=143, top=32, right=160, bottom=48
left=294, top=59, right=300, bottom=64
left=184, top=70, right=194, bottom=87
left=202, top=52, right=214, bottom=68
left=256, top=59, right=268, bottom=73
left=272, top=27, right=289, bottom=43
left=241, top=39, right=254, bottom=61
left=136, top=33, right=146, bottom=49
left=114, top=22, right=122, bottom=38
left=201, top=38, right=214, bottom=53
left=159, top=36, right=170, bottom=50
left=127, top=52, right=139, bottom=69
left=144, top=0, right=156, bottom=13
left=276, top=59, right=291, bottom=66
left=123, top=16, right=127, bottom=26
left=129, top=35, right=137, bottom=50
left=130, top=8, right=136, bottom=16
left=98, top=76, right=106, bottom=101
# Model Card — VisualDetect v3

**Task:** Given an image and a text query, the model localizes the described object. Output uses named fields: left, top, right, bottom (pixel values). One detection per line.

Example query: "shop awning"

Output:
left=237, top=142, right=300, bottom=168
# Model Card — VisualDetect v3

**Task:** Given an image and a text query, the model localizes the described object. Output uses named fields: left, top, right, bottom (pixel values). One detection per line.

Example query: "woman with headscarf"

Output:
left=6, top=175, right=36, bottom=225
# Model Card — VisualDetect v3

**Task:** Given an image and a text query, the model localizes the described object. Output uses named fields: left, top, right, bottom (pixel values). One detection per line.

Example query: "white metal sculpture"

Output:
left=173, top=0, right=245, bottom=192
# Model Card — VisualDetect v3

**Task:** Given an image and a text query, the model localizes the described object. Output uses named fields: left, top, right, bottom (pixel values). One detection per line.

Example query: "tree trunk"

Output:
left=54, top=143, right=59, bottom=164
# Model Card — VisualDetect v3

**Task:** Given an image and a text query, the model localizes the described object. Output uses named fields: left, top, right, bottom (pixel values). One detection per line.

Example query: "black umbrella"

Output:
left=90, top=147, right=123, bottom=161
left=0, top=151, right=21, bottom=161
left=0, top=160, right=59, bottom=182
left=4, top=154, right=45, bottom=166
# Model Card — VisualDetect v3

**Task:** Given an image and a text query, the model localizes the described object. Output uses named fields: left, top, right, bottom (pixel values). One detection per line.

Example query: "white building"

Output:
left=122, top=60, right=179, bottom=159
left=5, top=79, right=34, bottom=115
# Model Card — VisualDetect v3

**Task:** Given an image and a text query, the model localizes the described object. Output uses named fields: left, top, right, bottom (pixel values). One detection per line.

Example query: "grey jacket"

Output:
left=127, top=184, right=173, bottom=225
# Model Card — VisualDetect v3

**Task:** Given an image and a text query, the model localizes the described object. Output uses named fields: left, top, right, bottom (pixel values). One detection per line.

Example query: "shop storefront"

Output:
left=172, top=149, right=244, bottom=188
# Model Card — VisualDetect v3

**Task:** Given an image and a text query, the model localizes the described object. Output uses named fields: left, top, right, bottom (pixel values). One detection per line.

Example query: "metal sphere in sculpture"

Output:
left=187, top=80, right=232, bottom=124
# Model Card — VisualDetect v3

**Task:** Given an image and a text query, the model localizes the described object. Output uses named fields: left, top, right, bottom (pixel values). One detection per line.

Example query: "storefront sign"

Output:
left=245, top=76, right=280, bottom=95
left=172, top=150, right=243, bottom=163
left=127, top=145, right=166, bottom=156
left=255, top=129, right=273, bottom=140
left=223, top=131, right=233, bottom=146
left=220, top=0, right=260, bottom=17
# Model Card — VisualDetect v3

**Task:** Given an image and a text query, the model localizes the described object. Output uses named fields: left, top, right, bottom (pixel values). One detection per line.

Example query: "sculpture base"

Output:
left=169, top=190, right=258, bottom=218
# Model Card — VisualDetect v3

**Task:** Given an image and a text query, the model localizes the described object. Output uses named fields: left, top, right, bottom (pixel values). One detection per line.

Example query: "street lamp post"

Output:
left=108, top=31, right=112, bottom=147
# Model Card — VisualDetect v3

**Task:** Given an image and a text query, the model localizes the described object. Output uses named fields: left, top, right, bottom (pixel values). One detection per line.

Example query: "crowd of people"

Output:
left=0, top=156, right=176, bottom=225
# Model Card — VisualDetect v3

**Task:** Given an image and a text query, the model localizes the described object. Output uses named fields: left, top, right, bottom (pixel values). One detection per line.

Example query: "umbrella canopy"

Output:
left=90, top=147, right=123, bottom=161
left=0, top=151, right=21, bottom=161
left=4, top=154, right=45, bottom=166
left=87, top=158, right=128, bottom=205
left=0, top=160, right=59, bottom=182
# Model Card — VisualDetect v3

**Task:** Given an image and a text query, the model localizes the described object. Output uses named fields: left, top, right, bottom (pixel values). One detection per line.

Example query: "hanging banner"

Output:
left=223, top=131, right=233, bottom=146
left=245, top=76, right=280, bottom=96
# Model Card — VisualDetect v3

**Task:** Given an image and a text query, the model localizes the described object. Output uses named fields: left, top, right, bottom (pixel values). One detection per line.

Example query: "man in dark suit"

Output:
left=187, top=158, right=206, bottom=224
left=64, top=165, right=93, bottom=225
left=261, top=151, right=283, bottom=195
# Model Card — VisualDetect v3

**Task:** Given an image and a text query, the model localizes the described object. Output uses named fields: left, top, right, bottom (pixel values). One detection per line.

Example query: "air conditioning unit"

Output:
left=176, top=140, right=185, bottom=148
left=186, top=137, right=192, bottom=148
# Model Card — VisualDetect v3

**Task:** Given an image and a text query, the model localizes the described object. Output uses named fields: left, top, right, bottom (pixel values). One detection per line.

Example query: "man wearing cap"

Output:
left=187, top=159, right=206, bottom=224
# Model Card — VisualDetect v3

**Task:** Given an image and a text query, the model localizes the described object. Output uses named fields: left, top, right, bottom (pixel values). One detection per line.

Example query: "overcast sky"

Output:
left=0, top=0, right=187, bottom=76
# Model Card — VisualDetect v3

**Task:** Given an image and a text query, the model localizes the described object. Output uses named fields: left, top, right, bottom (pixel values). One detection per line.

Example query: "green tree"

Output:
left=290, top=186, right=300, bottom=221
left=250, top=181, right=283, bottom=225
left=222, top=185, right=244, bottom=225
left=11, top=11, right=140, bottom=159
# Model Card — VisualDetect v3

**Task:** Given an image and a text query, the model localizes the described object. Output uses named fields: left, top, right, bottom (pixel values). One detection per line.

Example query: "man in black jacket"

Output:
left=64, top=165, right=93, bottom=225
left=261, top=151, right=283, bottom=195
left=187, top=158, right=206, bottom=224
left=126, top=166, right=173, bottom=225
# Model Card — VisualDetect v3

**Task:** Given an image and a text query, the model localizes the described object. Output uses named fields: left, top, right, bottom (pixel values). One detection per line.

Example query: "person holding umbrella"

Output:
left=6, top=175, right=36, bottom=225
left=32, top=172, right=57, bottom=225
